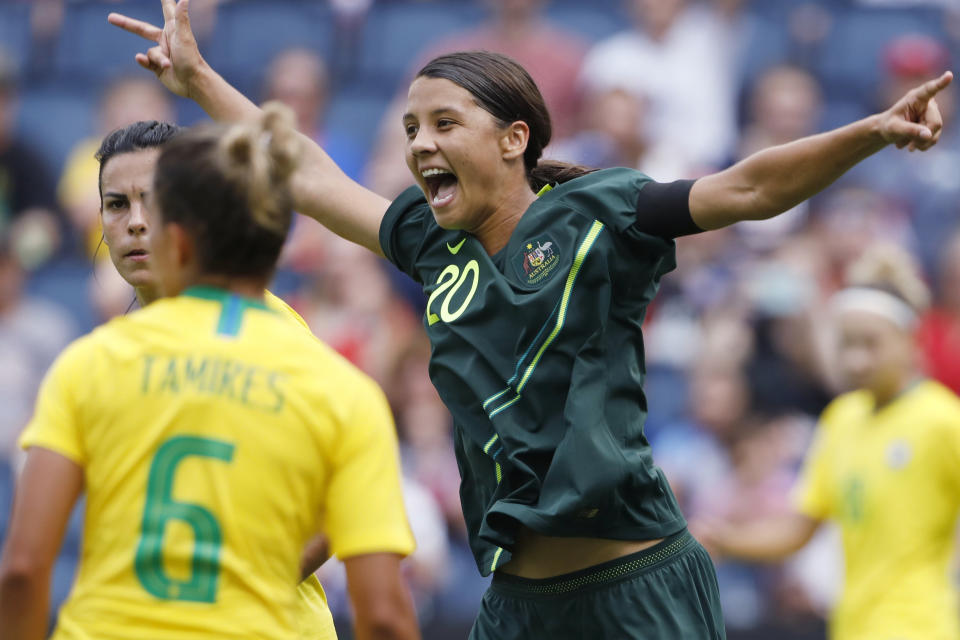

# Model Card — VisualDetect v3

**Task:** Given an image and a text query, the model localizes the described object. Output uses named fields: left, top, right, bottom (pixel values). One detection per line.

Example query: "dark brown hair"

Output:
left=417, top=51, right=594, bottom=192
left=152, top=102, right=301, bottom=279
left=95, top=120, right=182, bottom=206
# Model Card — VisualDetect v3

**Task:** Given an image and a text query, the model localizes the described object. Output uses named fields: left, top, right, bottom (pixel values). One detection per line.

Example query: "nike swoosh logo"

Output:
left=447, top=238, right=467, bottom=254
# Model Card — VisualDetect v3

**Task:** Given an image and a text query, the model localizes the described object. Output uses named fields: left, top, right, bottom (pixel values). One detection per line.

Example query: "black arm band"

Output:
left=633, top=179, right=703, bottom=239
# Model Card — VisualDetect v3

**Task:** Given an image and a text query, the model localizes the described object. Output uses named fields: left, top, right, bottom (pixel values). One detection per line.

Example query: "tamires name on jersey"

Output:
left=140, top=354, right=286, bottom=413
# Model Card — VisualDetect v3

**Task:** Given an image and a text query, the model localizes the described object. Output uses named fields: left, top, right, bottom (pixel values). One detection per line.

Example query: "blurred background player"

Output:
left=697, top=245, right=960, bottom=640
left=0, top=105, right=419, bottom=640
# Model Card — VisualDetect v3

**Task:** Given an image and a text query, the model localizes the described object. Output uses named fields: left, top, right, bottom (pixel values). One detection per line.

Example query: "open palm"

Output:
left=108, top=0, right=203, bottom=98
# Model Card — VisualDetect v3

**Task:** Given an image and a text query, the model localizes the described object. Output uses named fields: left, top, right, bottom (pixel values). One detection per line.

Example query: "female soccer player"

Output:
left=109, top=2, right=952, bottom=637
left=93, top=118, right=357, bottom=639
left=697, top=246, right=960, bottom=640
left=0, top=106, right=420, bottom=640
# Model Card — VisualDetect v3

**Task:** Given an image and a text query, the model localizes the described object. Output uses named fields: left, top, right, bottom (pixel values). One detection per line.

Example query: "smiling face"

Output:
left=99, top=148, right=161, bottom=290
left=403, top=76, right=526, bottom=233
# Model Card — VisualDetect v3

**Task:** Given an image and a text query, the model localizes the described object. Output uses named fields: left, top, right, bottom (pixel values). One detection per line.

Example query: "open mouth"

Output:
left=124, top=249, right=148, bottom=259
left=422, top=168, right=458, bottom=207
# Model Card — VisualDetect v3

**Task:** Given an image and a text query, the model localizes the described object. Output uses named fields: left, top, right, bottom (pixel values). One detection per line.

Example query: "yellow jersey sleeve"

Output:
left=792, top=410, right=837, bottom=521
left=264, top=290, right=311, bottom=333
left=930, top=387, right=960, bottom=494
left=19, top=338, right=92, bottom=464
left=324, top=378, right=415, bottom=560
left=295, top=575, right=337, bottom=640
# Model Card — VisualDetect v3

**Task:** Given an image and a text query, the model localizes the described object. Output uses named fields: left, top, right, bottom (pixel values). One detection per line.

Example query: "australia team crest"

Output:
left=514, top=235, right=561, bottom=286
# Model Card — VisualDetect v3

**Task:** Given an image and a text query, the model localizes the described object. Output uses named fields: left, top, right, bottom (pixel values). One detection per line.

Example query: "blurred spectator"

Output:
left=807, top=186, right=916, bottom=295
left=652, top=356, right=812, bottom=629
left=918, top=228, right=960, bottom=394
left=264, top=48, right=365, bottom=182
left=57, top=75, right=174, bottom=258
left=739, top=65, right=823, bottom=161
left=0, top=50, right=62, bottom=269
left=295, top=234, right=421, bottom=386
left=546, top=86, right=649, bottom=170
left=0, top=237, right=75, bottom=462
left=740, top=246, right=833, bottom=416
left=365, top=0, right=587, bottom=198
left=653, top=357, right=750, bottom=521
left=579, top=0, right=739, bottom=178
left=88, top=256, right=135, bottom=322
left=386, top=332, right=464, bottom=536
left=847, top=33, right=957, bottom=271
left=264, top=48, right=368, bottom=273
left=734, top=65, right=824, bottom=252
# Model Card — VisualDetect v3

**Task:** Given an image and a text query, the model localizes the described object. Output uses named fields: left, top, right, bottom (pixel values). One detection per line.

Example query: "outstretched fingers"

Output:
left=146, top=45, right=172, bottom=72
left=161, top=0, right=177, bottom=22
left=108, top=13, right=162, bottom=42
left=176, top=0, right=192, bottom=32
left=914, top=70, right=954, bottom=103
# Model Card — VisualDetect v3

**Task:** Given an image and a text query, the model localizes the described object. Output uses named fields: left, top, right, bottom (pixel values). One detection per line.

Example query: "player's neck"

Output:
left=135, top=285, right=160, bottom=307
left=870, top=371, right=923, bottom=411
left=472, top=180, right=538, bottom=256
left=190, top=274, right=268, bottom=302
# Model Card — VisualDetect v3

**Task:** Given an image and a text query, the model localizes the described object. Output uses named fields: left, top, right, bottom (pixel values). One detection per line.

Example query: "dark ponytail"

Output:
left=417, top=51, right=594, bottom=192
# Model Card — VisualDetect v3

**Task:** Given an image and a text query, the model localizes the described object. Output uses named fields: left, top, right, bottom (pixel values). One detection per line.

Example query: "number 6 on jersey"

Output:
left=135, top=435, right=235, bottom=602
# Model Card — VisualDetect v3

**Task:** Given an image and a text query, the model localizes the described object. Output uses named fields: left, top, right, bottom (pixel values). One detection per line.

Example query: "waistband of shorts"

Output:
left=490, top=528, right=695, bottom=598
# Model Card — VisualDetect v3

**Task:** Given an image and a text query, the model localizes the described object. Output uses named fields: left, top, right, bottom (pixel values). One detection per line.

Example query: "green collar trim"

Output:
left=182, top=285, right=270, bottom=337
left=535, top=183, right=555, bottom=198
left=181, top=285, right=269, bottom=311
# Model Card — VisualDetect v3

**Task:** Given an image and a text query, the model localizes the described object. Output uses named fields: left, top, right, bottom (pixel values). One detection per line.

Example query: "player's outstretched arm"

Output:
left=109, top=0, right=391, bottom=256
left=344, top=553, right=421, bottom=640
left=693, top=511, right=821, bottom=564
left=690, top=71, right=953, bottom=231
left=0, top=448, right=83, bottom=640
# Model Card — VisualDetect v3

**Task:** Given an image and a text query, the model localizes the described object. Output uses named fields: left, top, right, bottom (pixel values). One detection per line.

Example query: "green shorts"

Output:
left=469, top=529, right=725, bottom=640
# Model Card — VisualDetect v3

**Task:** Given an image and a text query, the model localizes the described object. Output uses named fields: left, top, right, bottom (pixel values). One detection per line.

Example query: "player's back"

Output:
left=35, top=287, right=393, bottom=639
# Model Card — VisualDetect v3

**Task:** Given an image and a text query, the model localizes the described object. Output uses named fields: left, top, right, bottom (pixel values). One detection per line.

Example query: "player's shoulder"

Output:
left=910, top=379, right=960, bottom=423
left=541, top=167, right=649, bottom=216
left=263, top=290, right=311, bottom=333
left=818, top=389, right=872, bottom=430
left=551, top=167, right=649, bottom=195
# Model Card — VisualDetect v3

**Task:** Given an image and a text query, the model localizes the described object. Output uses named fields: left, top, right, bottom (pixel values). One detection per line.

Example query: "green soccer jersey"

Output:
left=380, top=168, right=688, bottom=576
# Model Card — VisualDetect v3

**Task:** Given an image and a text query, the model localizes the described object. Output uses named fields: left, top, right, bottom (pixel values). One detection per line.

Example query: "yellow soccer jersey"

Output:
left=794, top=380, right=960, bottom=640
left=265, top=289, right=311, bottom=333
left=20, top=286, right=415, bottom=640
left=265, top=289, right=338, bottom=640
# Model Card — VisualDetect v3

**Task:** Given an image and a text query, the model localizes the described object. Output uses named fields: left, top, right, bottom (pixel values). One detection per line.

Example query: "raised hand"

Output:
left=108, top=0, right=203, bottom=98
left=878, top=70, right=953, bottom=152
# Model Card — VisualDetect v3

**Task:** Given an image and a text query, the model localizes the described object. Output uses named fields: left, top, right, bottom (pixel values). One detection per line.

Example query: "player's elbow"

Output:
left=0, top=554, right=50, bottom=598
left=352, top=590, right=420, bottom=640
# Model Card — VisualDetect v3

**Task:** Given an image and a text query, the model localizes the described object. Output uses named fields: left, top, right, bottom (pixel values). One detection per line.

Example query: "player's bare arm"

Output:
left=344, top=553, right=421, bottom=640
left=693, top=512, right=822, bottom=564
left=0, top=448, right=84, bottom=640
left=109, top=0, right=390, bottom=256
left=690, top=70, right=953, bottom=230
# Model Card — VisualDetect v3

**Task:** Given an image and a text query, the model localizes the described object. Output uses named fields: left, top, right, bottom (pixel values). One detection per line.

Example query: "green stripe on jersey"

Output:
left=182, top=286, right=271, bottom=338
left=516, top=220, right=604, bottom=393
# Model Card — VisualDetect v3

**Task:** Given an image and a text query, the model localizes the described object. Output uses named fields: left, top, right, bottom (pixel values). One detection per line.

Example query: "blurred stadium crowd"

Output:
left=1, top=0, right=959, bottom=637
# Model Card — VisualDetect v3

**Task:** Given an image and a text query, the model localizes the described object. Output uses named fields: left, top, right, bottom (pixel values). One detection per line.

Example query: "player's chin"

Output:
left=429, top=204, right=465, bottom=231
left=122, top=268, right=157, bottom=289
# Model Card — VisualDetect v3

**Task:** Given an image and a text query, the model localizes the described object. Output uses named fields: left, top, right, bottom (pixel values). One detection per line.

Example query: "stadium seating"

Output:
left=54, top=1, right=163, bottom=82
left=0, top=3, right=32, bottom=75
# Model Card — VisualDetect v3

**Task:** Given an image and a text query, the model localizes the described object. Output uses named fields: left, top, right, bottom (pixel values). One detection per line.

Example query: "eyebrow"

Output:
left=102, top=192, right=130, bottom=200
left=402, top=106, right=462, bottom=120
